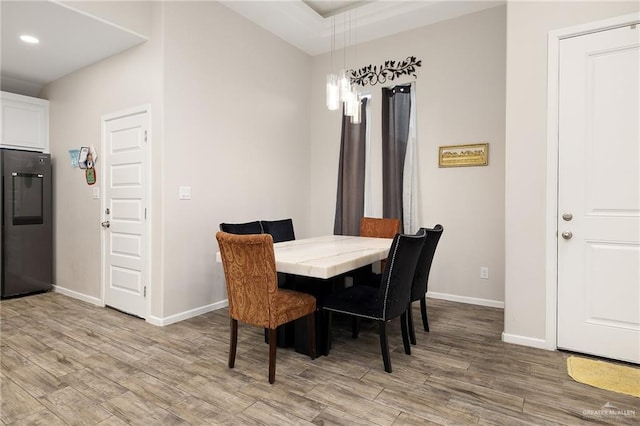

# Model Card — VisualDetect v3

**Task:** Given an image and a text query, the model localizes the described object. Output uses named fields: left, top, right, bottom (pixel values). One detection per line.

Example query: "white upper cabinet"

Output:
left=1, top=91, right=49, bottom=153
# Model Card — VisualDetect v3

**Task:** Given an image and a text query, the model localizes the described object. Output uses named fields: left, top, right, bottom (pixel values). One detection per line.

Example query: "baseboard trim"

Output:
left=427, top=291, right=504, bottom=309
left=502, top=332, right=551, bottom=350
left=53, top=285, right=228, bottom=327
left=53, top=285, right=103, bottom=306
left=147, top=299, right=229, bottom=327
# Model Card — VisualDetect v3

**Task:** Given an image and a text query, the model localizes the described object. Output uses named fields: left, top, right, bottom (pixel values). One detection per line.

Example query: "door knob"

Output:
left=562, top=212, right=573, bottom=221
left=101, top=221, right=110, bottom=228
left=561, top=231, right=572, bottom=240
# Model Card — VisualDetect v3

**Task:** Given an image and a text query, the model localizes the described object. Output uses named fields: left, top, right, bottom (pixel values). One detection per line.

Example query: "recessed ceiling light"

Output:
left=20, top=35, right=39, bottom=44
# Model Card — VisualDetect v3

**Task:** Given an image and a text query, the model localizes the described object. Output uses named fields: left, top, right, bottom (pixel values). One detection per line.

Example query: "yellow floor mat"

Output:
left=567, top=356, right=640, bottom=398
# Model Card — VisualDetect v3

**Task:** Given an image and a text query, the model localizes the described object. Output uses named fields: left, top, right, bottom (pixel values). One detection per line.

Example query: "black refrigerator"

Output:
left=1, top=149, right=53, bottom=298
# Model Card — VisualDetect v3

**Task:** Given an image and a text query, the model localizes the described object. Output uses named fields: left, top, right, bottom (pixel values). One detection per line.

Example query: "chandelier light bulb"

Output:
left=345, top=89, right=359, bottom=119
left=326, top=74, right=340, bottom=111
left=339, top=70, right=351, bottom=104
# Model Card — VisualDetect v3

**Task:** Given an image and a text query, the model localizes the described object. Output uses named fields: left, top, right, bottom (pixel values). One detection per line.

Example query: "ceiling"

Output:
left=222, top=0, right=504, bottom=55
left=1, top=0, right=504, bottom=97
left=0, top=1, right=148, bottom=97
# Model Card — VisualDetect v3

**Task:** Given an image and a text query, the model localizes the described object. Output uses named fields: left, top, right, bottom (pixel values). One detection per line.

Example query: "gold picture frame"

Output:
left=439, top=143, right=488, bottom=168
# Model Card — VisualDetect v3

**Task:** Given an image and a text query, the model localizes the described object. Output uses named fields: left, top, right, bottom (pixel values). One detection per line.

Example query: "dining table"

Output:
left=216, top=234, right=394, bottom=355
left=270, top=234, right=393, bottom=278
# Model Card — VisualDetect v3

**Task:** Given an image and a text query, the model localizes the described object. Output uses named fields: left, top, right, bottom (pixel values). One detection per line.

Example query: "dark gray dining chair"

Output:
left=261, top=219, right=295, bottom=243
left=219, top=221, right=263, bottom=235
left=407, top=225, right=443, bottom=345
left=321, top=230, right=426, bottom=373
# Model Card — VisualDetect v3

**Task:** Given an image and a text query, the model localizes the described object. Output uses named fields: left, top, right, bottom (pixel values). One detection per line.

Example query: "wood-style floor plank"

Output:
left=0, top=377, right=47, bottom=424
left=2, top=292, right=639, bottom=425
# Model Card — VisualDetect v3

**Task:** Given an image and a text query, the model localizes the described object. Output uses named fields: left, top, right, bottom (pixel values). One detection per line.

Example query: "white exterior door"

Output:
left=102, top=108, right=150, bottom=318
left=557, top=25, right=640, bottom=363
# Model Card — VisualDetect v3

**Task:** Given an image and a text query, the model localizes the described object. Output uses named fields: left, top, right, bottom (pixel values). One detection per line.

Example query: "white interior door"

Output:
left=557, top=25, right=640, bottom=363
left=102, top=108, right=149, bottom=318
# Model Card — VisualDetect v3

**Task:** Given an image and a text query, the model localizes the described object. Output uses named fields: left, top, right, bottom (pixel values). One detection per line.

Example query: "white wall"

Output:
left=45, top=0, right=638, bottom=338
left=41, top=3, right=164, bottom=312
left=160, top=1, right=311, bottom=318
left=310, top=6, right=507, bottom=306
left=42, top=1, right=311, bottom=322
left=504, top=1, right=639, bottom=345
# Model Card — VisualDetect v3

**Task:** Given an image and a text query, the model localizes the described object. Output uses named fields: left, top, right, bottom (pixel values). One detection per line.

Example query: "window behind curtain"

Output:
left=381, top=83, right=418, bottom=233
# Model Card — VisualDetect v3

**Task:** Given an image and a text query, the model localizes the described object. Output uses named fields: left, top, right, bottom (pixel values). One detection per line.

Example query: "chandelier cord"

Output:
left=331, top=15, right=335, bottom=73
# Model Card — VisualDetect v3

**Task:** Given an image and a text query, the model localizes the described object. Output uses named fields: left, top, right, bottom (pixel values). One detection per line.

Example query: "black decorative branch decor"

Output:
left=349, top=56, right=422, bottom=86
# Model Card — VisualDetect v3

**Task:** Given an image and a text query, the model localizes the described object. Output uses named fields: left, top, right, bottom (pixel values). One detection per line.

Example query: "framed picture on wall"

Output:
left=439, top=143, right=488, bottom=167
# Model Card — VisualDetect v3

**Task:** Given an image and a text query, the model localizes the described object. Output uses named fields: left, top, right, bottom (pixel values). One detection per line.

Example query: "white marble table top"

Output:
left=216, top=235, right=393, bottom=279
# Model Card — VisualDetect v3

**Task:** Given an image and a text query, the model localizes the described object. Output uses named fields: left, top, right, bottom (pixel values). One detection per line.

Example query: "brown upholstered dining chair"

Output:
left=360, top=217, right=401, bottom=238
left=216, top=232, right=316, bottom=384
left=360, top=217, right=401, bottom=272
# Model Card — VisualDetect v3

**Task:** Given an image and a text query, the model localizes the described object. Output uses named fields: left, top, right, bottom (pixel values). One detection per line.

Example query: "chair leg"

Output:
left=229, top=318, right=238, bottom=368
left=400, top=311, right=411, bottom=355
left=268, top=328, right=277, bottom=384
left=378, top=321, right=392, bottom=373
left=420, top=297, right=429, bottom=332
left=352, top=316, right=360, bottom=339
left=307, top=313, right=316, bottom=360
left=407, top=304, right=417, bottom=345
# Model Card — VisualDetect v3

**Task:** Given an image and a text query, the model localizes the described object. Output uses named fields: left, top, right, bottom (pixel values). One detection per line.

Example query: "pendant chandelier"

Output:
left=326, top=11, right=361, bottom=124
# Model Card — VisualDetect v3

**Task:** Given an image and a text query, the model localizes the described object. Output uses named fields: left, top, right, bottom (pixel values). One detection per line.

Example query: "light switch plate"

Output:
left=179, top=186, right=191, bottom=200
left=92, top=187, right=100, bottom=199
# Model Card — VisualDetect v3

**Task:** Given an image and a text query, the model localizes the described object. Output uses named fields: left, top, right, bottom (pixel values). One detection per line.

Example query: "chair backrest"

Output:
left=377, top=230, right=426, bottom=321
left=411, top=225, right=444, bottom=302
left=216, top=232, right=277, bottom=328
left=261, top=219, right=295, bottom=243
left=360, top=217, right=401, bottom=239
left=219, top=221, right=263, bottom=235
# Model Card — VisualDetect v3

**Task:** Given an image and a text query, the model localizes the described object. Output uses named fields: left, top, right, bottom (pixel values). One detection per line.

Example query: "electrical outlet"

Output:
left=480, top=267, right=489, bottom=280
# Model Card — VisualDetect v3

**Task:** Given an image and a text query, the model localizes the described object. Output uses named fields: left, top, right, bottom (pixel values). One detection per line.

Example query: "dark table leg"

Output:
left=293, top=276, right=343, bottom=356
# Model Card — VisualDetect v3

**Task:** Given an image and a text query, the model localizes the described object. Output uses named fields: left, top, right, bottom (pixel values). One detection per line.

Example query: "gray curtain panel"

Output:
left=381, top=84, right=411, bottom=232
left=334, top=97, right=369, bottom=236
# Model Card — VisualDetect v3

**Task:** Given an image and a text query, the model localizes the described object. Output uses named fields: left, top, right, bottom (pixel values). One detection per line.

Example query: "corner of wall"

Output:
left=147, top=299, right=228, bottom=327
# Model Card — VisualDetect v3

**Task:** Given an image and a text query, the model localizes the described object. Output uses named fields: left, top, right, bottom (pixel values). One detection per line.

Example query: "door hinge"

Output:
left=144, top=208, right=147, bottom=219
left=144, top=130, right=148, bottom=143
left=144, top=286, right=147, bottom=298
